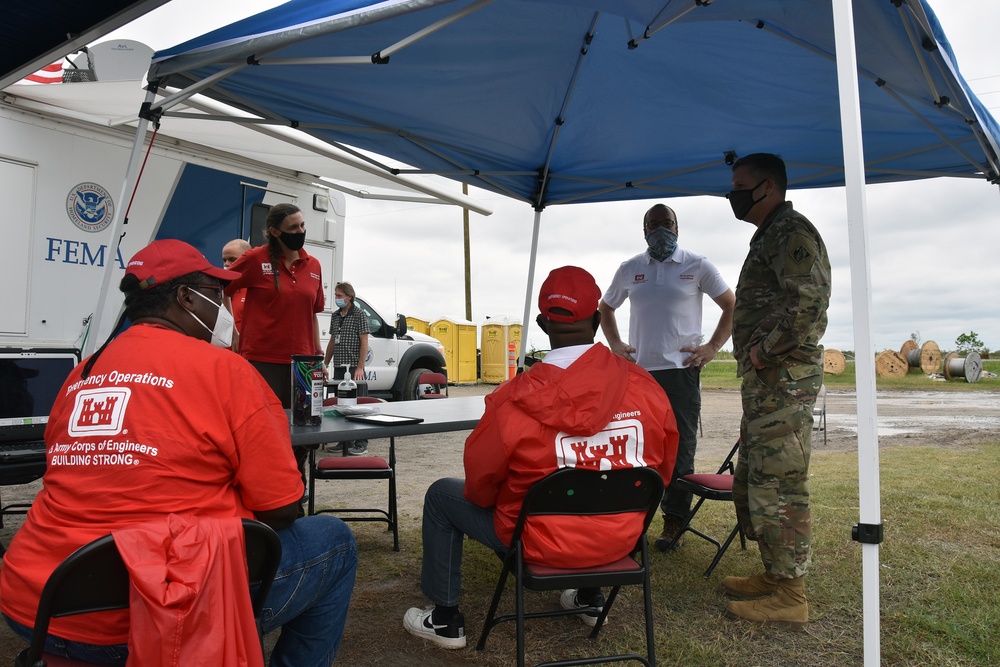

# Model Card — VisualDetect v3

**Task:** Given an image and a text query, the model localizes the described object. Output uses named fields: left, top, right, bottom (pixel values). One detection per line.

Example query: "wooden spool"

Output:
left=943, top=351, right=983, bottom=383
left=875, top=350, right=908, bottom=377
left=901, top=340, right=941, bottom=374
left=919, top=340, right=941, bottom=374
left=823, top=348, right=846, bottom=374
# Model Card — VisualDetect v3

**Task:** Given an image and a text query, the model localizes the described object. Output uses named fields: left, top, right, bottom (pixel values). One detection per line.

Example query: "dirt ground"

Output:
left=1, top=384, right=998, bottom=663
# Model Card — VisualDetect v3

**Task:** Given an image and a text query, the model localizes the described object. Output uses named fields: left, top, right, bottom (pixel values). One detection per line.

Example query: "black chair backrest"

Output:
left=510, top=467, right=664, bottom=546
left=20, top=519, right=281, bottom=665
left=21, top=534, right=131, bottom=664
left=243, top=519, right=282, bottom=616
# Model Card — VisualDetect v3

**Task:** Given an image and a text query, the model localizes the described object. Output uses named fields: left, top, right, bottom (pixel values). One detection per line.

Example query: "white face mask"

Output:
left=182, top=287, right=235, bottom=348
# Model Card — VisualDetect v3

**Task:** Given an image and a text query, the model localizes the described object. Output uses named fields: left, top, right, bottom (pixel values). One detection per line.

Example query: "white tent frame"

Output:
left=110, top=2, right=1000, bottom=663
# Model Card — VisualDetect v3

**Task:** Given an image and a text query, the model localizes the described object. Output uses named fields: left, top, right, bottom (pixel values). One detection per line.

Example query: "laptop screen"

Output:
left=0, top=349, right=79, bottom=443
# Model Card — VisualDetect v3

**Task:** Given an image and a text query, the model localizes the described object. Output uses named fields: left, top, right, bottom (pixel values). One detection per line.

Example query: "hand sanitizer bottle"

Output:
left=337, top=369, right=358, bottom=406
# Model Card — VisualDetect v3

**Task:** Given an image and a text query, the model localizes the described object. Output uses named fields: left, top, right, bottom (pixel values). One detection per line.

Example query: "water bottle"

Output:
left=337, top=368, right=358, bottom=406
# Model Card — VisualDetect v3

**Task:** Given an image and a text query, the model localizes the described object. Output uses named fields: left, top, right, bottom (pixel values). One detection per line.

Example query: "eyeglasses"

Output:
left=179, top=284, right=224, bottom=303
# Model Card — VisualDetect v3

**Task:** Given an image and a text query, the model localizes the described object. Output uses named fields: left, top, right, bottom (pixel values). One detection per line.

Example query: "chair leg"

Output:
left=388, top=437, right=399, bottom=551
left=703, top=523, right=742, bottom=578
left=514, top=552, right=526, bottom=667
left=476, top=556, right=515, bottom=651
left=641, top=544, right=656, bottom=667
left=588, top=585, right=619, bottom=638
left=307, top=448, right=316, bottom=516
left=661, top=497, right=704, bottom=551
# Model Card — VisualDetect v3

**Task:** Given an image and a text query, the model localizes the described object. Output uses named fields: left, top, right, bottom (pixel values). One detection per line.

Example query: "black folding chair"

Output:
left=476, top=467, right=663, bottom=667
left=659, top=440, right=747, bottom=577
left=15, top=519, right=281, bottom=667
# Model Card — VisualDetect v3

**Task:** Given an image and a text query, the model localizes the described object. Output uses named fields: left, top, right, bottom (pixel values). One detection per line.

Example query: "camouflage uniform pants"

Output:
left=734, top=363, right=822, bottom=579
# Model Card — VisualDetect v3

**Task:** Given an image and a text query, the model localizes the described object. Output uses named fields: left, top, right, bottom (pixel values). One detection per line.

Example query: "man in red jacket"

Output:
left=403, top=266, right=679, bottom=649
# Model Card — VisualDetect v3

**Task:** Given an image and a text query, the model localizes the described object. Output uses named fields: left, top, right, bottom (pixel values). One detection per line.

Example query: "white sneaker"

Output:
left=403, top=606, right=466, bottom=649
left=559, top=589, right=607, bottom=628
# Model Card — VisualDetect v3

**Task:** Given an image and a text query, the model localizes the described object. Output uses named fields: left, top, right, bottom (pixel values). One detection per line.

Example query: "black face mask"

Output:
left=726, top=179, right=767, bottom=220
left=279, top=231, right=306, bottom=251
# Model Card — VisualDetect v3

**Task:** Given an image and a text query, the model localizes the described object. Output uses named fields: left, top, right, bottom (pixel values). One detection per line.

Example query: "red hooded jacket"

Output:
left=464, top=343, right=679, bottom=567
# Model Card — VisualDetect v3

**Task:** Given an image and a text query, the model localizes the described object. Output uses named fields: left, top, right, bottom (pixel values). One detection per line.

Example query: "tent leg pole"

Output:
left=518, top=210, right=542, bottom=369
left=832, top=2, right=882, bottom=666
left=84, top=86, right=157, bottom=358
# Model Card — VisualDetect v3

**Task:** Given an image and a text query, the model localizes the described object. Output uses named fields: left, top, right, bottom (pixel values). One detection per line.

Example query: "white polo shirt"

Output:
left=603, top=247, right=729, bottom=371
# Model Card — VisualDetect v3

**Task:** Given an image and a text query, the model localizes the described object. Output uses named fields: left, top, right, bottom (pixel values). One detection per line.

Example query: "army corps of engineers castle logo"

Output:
left=68, top=388, right=131, bottom=437
left=66, top=182, right=115, bottom=233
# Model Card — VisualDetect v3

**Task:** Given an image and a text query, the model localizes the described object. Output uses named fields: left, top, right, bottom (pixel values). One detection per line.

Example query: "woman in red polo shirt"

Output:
left=224, top=203, right=325, bottom=408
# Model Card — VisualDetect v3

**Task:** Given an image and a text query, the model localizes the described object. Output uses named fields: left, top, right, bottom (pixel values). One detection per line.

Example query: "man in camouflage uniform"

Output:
left=722, top=153, right=831, bottom=629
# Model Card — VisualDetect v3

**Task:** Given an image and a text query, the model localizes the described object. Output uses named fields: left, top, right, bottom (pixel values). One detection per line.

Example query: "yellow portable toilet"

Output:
left=406, top=316, right=430, bottom=335
left=455, top=321, right=478, bottom=383
left=481, top=320, right=508, bottom=383
left=507, top=322, right=523, bottom=363
left=430, top=318, right=478, bottom=383
left=429, top=319, right=457, bottom=377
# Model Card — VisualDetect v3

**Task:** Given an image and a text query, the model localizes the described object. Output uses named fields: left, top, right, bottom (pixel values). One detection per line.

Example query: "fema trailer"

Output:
left=0, top=42, right=480, bottom=399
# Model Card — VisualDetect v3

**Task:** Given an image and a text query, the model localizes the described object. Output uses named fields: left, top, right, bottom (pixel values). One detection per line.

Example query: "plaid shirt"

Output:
left=329, top=304, right=370, bottom=369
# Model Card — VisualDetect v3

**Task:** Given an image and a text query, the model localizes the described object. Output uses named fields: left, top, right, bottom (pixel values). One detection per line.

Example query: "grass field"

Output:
left=700, top=358, right=1000, bottom=391
left=346, top=443, right=1000, bottom=666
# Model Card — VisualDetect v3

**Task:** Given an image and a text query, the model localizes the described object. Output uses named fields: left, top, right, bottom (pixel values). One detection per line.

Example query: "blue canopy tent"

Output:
left=113, top=1, right=1000, bottom=661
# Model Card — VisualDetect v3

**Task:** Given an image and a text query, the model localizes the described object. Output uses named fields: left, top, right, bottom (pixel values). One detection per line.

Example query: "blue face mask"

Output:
left=645, top=227, right=678, bottom=261
left=335, top=298, right=347, bottom=309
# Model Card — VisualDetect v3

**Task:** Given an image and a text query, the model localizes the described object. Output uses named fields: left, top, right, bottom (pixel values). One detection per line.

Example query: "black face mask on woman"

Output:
left=279, top=231, right=306, bottom=251
left=726, top=179, right=767, bottom=220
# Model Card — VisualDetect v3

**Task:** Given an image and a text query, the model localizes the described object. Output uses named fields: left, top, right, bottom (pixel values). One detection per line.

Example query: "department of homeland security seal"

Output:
left=66, top=182, right=115, bottom=233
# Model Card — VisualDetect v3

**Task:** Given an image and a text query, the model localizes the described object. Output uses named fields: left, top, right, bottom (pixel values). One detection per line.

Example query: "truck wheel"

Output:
left=402, top=367, right=432, bottom=401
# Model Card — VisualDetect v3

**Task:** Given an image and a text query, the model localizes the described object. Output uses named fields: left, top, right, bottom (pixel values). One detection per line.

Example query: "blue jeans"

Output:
left=649, top=367, right=701, bottom=518
left=5, top=515, right=357, bottom=667
left=421, top=478, right=507, bottom=607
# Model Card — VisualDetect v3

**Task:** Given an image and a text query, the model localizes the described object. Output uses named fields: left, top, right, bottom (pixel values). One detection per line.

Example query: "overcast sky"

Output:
left=106, top=1, right=1000, bottom=355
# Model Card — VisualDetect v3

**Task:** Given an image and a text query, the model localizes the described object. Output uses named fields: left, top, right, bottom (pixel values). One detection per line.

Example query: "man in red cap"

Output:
left=403, top=265, right=679, bottom=649
left=1, top=239, right=357, bottom=666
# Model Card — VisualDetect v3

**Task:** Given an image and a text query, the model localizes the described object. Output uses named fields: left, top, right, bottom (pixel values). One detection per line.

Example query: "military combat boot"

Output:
left=653, top=514, right=686, bottom=552
left=719, top=572, right=779, bottom=599
left=725, top=576, right=808, bottom=630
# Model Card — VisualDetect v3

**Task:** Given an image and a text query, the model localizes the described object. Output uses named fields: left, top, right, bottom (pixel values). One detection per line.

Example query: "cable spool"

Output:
left=875, top=350, right=907, bottom=377
left=899, top=339, right=918, bottom=362
left=823, top=348, right=846, bottom=374
left=943, top=351, right=983, bottom=383
left=900, top=340, right=941, bottom=374
left=918, top=340, right=941, bottom=374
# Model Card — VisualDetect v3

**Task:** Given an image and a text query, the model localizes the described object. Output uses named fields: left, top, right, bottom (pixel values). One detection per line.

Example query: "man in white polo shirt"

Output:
left=599, top=203, right=735, bottom=552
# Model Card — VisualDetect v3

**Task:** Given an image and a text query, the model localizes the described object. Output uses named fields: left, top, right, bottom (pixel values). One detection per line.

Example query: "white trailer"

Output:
left=1, top=88, right=346, bottom=352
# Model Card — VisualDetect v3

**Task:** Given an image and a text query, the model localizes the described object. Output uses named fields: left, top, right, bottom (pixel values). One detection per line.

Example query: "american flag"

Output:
left=22, top=61, right=64, bottom=85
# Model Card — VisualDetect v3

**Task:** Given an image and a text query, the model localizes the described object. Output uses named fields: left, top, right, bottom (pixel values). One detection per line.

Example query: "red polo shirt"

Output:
left=225, top=245, right=324, bottom=364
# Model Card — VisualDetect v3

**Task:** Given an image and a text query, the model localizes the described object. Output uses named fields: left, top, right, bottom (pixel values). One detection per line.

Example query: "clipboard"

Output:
left=345, top=414, right=424, bottom=426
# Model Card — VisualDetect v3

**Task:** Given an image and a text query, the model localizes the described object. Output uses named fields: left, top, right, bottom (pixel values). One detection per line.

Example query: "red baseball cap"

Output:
left=124, top=239, right=240, bottom=290
left=538, top=266, right=601, bottom=323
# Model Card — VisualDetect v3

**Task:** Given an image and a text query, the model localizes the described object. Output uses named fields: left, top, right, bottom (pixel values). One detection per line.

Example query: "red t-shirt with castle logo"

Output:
left=0, top=324, right=303, bottom=644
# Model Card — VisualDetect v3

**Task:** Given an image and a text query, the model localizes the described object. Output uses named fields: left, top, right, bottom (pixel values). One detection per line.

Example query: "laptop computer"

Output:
left=0, top=348, right=79, bottom=467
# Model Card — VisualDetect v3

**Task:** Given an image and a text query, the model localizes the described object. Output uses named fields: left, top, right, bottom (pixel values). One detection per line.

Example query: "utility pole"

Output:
left=463, top=182, right=472, bottom=320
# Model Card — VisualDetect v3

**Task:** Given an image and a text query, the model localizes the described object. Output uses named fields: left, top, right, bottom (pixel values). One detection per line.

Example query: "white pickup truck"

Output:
left=330, top=298, right=447, bottom=402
